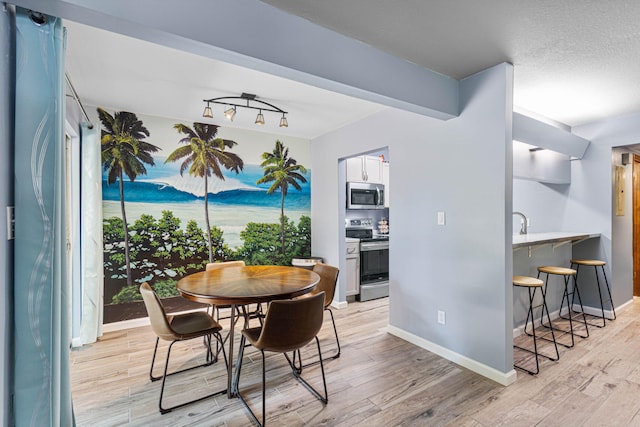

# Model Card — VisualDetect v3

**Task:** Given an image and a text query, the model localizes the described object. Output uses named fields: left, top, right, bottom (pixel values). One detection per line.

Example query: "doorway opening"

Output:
left=633, top=154, right=640, bottom=296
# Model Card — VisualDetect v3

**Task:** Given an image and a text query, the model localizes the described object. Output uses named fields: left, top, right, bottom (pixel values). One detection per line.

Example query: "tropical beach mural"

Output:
left=99, top=110, right=312, bottom=322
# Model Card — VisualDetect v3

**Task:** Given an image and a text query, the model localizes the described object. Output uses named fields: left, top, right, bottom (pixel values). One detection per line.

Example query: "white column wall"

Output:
left=312, top=64, right=515, bottom=379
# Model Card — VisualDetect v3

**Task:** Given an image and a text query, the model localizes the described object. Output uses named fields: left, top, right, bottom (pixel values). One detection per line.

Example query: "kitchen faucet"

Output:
left=513, top=211, right=528, bottom=235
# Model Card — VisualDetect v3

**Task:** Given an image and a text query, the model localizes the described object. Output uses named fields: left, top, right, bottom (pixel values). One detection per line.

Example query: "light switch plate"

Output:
left=437, top=211, right=446, bottom=225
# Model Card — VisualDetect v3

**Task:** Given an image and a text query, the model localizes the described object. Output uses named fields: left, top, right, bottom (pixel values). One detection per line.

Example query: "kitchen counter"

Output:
left=513, top=232, right=600, bottom=249
left=346, top=237, right=360, bottom=243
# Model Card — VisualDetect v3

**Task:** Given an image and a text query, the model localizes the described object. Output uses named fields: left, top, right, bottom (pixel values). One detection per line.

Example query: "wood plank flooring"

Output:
left=71, top=298, right=640, bottom=426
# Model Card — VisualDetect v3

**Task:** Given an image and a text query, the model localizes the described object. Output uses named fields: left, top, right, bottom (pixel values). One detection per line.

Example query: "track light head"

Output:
left=224, top=106, right=236, bottom=121
left=202, top=102, right=213, bottom=118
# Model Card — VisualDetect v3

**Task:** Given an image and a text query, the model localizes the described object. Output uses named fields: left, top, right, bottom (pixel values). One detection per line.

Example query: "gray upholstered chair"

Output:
left=234, top=292, right=328, bottom=426
left=140, top=282, right=227, bottom=414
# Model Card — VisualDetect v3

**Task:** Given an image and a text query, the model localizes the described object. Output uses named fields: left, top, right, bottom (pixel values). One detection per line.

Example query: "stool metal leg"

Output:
left=538, top=271, right=588, bottom=348
left=514, top=286, right=559, bottom=375
left=571, top=263, right=615, bottom=328
left=600, top=265, right=616, bottom=320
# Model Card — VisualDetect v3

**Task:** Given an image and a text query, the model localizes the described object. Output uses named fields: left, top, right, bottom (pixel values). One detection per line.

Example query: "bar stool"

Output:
left=570, top=259, right=616, bottom=328
left=537, top=266, right=589, bottom=348
left=513, top=276, right=559, bottom=375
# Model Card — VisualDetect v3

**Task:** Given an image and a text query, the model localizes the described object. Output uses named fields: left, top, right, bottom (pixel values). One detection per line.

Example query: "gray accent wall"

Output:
left=0, top=5, right=14, bottom=426
left=311, top=64, right=515, bottom=374
left=571, top=113, right=640, bottom=309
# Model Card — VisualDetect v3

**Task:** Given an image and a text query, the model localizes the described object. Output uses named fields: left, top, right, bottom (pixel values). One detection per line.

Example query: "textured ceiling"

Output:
left=261, top=0, right=640, bottom=127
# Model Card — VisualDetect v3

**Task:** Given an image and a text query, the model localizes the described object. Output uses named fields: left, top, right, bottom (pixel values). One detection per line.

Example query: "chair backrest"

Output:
left=312, top=263, right=339, bottom=308
left=140, top=282, right=176, bottom=341
left=205, top=260, right=246, bottom=271
left=254, top=292, right=325, bottom=353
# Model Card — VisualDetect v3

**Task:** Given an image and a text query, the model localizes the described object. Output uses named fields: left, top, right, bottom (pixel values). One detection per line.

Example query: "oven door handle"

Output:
left=360, top=242, right=389, bottom=251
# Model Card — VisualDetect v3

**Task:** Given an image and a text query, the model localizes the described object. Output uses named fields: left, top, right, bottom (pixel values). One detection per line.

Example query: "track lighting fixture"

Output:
left=202, top=92, right=288, bottom=127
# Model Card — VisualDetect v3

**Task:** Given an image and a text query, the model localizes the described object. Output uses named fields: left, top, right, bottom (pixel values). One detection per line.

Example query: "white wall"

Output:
left=0, top=6, right=14, bottom=425
left=312, top=64, right=515, bottom=378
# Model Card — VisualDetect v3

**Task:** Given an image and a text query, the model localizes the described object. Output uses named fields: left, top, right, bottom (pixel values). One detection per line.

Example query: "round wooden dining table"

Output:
left=177, top=265, right=320, bottom=397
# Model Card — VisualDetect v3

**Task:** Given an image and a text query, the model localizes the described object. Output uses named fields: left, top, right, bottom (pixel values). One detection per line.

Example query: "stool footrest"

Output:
left=539, top=323, right=587, bottom=347
left=514, top=344, right=559, bottom=362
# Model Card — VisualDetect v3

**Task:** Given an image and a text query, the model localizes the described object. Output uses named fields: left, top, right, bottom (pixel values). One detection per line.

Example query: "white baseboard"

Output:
left=570, top=304, right=615, bottom=319
left=102, top=306, right=211, bottom=333
left=331, top=300, right=348, bottom=310
left=386, top=325, right=517, bottom=387
left=71, top=337, right=83, bottom=348
left=102, top=316, right=151, bottom=333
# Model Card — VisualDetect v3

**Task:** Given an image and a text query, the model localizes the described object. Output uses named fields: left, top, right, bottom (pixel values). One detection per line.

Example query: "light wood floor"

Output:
left=71, top=297, right=640, bottom=426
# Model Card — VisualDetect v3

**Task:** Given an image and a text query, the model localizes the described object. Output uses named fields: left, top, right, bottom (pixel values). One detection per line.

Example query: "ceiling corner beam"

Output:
left=513, top=112, right=590, bottom=159
left=12, top=0, right=460, bottom=121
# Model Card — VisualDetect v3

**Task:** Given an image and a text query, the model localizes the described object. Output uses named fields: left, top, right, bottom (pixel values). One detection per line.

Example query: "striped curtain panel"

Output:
left=14, top=8, right=74, bottom=426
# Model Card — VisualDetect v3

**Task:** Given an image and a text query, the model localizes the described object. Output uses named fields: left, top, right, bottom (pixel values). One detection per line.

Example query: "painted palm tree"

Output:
left=257, top=140, right=308, bottom=255
left=99, top=108, right=160, bottom=286
left=166, top=122, right=244, bottom=262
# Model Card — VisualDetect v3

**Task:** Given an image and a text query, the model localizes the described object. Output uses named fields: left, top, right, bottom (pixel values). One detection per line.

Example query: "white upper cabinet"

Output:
left=346, top=155, right=383, bottom=184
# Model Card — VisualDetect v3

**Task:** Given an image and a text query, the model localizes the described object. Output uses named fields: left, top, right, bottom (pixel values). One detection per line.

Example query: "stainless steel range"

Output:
left=345, top=218, right=389, bottom=301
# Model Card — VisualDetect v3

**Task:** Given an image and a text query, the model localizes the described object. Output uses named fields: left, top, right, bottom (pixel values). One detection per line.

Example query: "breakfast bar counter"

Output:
left=513, top=232, right=600, bottom=249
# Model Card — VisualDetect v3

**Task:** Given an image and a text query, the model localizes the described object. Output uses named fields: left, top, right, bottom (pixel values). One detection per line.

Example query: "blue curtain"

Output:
left=14, top=8, right=74, bottom=426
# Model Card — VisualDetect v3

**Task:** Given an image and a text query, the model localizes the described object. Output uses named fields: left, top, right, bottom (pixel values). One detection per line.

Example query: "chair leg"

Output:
left=237, top=339, right=328, bottom=426
left=296, top=308, right=341, bottom=370
left=290, top=337, right=329, bottom=404
left=235, top=336, right=265, bottom=426
left=150, top=337, right=161, bottom=381
left=154, top=335, right=227, bottom=414
left=326, top=308, right=341, bottom=360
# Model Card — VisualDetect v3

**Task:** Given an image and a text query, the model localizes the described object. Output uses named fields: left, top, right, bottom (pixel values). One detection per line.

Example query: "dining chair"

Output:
left=205, top=260, right=254, bottom=325
left=140, top=282, right=227, bottom=414
left=234, top=292, right=328, bottom=426
left=298, top=263, right=340, bottom=364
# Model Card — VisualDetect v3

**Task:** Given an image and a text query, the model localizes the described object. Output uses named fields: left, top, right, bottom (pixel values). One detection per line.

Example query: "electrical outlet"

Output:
left=437, top=310, right=446, bottom=325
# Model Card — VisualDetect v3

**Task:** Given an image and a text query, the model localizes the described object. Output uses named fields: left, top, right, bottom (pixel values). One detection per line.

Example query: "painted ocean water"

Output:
left=102, top=159, right=311, bottom=248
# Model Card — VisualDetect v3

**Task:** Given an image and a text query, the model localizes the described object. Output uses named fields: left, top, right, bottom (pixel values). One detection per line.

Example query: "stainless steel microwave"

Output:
left=347, top=182, right=385, bottom=209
